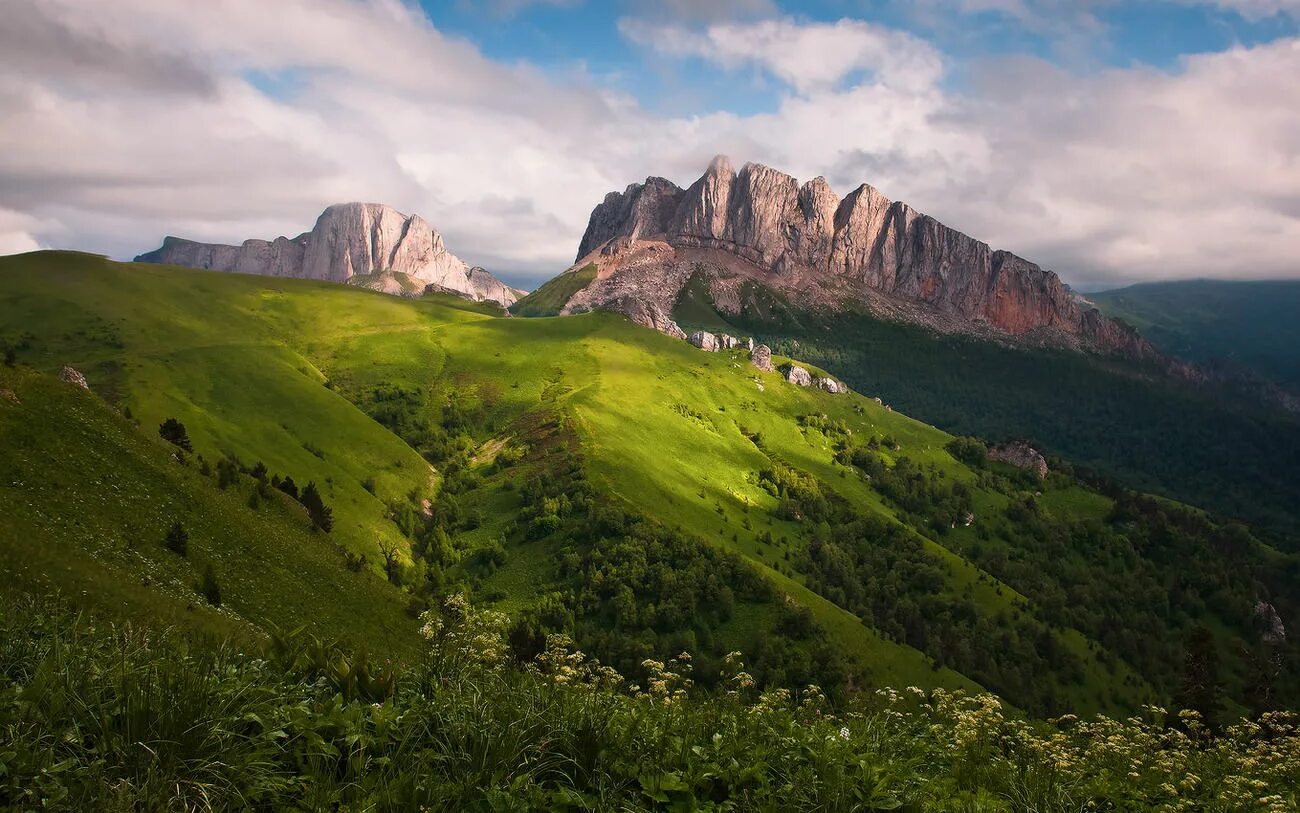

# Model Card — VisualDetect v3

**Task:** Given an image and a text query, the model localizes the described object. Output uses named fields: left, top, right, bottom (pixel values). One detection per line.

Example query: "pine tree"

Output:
left=276, top=475, right=299, bottom=501
left=158, top=418, right=193, bottom=452
left=164, top=521, right=188, bottom=557
left=200, top=565, right=222, bottom=606
left=300, top=481, right=334, bottom=533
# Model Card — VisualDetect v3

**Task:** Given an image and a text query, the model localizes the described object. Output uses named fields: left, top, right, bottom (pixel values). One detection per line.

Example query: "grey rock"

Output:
left=750, top=344, right=774, bottom=372
left=989, top=441, right=1049, bottom=480
left=608, top=297, right=686, bottom=339
left=59, top=365, right=89, bottom=390
left=1256, top=600, right=1286, bottom=644
left=689, top=331, right=719, bottom=351
left=137, top=203, right=519, bottom=307
left=784, top=365, right=812, bottom=387
left=814, top=377, right=846, bottom=394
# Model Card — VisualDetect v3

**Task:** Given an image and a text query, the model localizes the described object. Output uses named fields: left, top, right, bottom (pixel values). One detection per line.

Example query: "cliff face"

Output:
left=573, top=157, right=1151, bottom=356
left=136, top=203, right=520, bottom=307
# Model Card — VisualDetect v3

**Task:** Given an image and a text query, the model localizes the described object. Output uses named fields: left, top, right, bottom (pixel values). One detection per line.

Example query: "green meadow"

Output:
left=1, top=251, right=1294, bottom=721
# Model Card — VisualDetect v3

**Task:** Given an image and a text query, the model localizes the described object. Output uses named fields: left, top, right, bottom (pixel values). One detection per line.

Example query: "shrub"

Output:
left=158, top=417, right=192, bottom=452
left=163, top=521, right=188, bottom=557
left=199, top=565, right=221, bottom=606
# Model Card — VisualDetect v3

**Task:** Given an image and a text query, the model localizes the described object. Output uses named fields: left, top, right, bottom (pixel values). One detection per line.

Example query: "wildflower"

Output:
left=839, top=726, right=851, bottom=740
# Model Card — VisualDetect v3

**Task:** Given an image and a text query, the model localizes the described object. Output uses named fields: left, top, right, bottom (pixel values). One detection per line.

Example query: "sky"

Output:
left=1, top=0, right=1298, bottom=291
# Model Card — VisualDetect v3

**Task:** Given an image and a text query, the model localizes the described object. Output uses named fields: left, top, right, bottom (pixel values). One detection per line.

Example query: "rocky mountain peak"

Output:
left=136, top=203, right=519, bottom=307
left=569, top=157, right=1153, bottom=357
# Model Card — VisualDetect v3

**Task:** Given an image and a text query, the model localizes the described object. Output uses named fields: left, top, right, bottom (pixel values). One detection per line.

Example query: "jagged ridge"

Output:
left=136, top=203, right=522, bottom=307
left=572, top=156, right=1150, bottom=356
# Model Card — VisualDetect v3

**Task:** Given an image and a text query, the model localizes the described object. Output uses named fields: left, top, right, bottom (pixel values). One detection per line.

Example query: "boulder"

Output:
left=750, top=344, right=774, bottom=372
left=59, top=365, right=89, bottom=390
left=814, top=377, right=846, bottom=394
left=744, top=337, right=755, bottom=351
left=989, top=441, right=1049, bottom=480
left=611, top=297, right=686, bottom=339
left=689, top=331, right=719, bottom=351
left=718, top=333, right=741, bottom=350
left=1256, top=600, right=1287, bottom=644
left=784, top=365, right=812, bottom=387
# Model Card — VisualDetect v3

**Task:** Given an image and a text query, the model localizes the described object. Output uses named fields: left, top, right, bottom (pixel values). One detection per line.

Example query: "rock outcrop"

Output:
left=571, top=156, right=1153, bottom=356
left=689, top=331, right=719, bottom=352
left=607, top=297, right=686, bottom=339
left=59, top=365, right=88, bottom=390
left=750, top=344, right=774, bottom=372
left=1255, top=601, right=1287, bottom=644
left=136, top=203, right=520, bottom=307
left=814, top=377, right=846, bottom=394
left=989, top=441, right=1049, bottom=480
left=784, top=365, right=812, bottom=387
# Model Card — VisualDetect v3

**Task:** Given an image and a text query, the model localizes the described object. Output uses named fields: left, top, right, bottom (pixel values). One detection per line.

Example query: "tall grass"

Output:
left=1, top=596, right=1296, bottom=811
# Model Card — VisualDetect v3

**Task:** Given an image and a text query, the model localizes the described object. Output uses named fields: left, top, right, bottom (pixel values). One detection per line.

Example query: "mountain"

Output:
left=1090, top=279, right=1300, bottom=392
left=540, top=155, right=1149, bottom=356
left=136, top=202, right=524, bottom=307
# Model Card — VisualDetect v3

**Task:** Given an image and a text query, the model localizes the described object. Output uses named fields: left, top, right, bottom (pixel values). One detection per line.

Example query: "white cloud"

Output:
left=620, top=17, right=944, bottom=94
left=0, top=209, right=43, bottom=255
left=0, top=1, right=1297, bottom=289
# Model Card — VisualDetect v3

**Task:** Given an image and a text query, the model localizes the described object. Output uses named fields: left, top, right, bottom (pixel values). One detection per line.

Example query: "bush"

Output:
left=199, top=565, right=221, bottom=606
left=158, top=417, right=192, bottom=452
left=163, top=521, right=188, bottom=557
left=945, top=436, right=988, bottom=468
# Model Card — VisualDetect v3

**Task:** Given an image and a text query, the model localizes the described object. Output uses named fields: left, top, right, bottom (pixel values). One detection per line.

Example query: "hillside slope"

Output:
left=1091, top=279, right=1300, bottom=391
left=0, top=364, right=421, bottom=655
left=1, top=251, right=1295, bottom=718
left=666, top=276, right=1300, bottom=544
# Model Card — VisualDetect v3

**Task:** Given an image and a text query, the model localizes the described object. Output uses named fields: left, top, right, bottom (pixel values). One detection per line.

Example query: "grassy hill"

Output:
left=0, top=364, right=421, bottom=656
left=671, top=274, right=1300, bottom=545
left=1090, top=278, right=1300, bottom=390
left=1, top=251, right=1296, bottom=721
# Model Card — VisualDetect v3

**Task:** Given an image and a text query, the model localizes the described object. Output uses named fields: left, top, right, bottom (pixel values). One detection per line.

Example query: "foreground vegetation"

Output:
left=2, top=597, right=1296, bottom=812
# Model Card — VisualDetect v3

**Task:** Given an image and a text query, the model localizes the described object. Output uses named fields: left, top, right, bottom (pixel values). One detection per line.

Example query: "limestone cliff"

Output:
left=136, top=203, right=519, bottom=307
left=570, top=156, right=1151, bottom=355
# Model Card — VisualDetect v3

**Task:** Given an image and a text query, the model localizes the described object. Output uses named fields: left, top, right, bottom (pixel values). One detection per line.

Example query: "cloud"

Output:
left=1184, top=0, right=1300, bottom=19
left=470, top=0, right=584, bottom=20
left=0, top=1, right=1297, bottom=289
left=619, top=17, right=945, bottom=94
left=0, top=209, right=43, bottom=255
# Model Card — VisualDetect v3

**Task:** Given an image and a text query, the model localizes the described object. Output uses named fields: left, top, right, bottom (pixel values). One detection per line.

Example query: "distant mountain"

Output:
left=1090, top=279, right=1300, bottom=391
left=136, top=202, right=524, bottom=307
left=527, top=155, right=1150, bottom=357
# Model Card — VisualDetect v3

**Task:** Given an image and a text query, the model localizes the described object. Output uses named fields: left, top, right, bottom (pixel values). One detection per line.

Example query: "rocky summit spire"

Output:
left=136, top=203, right=520, bottom=307
left=566, top=157, right=1152, bottom=356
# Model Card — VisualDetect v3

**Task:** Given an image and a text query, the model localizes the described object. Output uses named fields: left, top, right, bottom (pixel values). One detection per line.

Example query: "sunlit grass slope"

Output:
left=0, top=364, right=420, bottom=655
left=0, top=251, right=1201, bottom=711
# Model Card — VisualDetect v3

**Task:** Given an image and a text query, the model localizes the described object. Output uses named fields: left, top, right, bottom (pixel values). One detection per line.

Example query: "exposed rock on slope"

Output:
left=59, top=365, right=88, bottom=390
left=565, top=156, right=1152, bottom=356
left=989, top=441, right=1049, bottom=480
left=136, top=203, right=521, bottom=307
